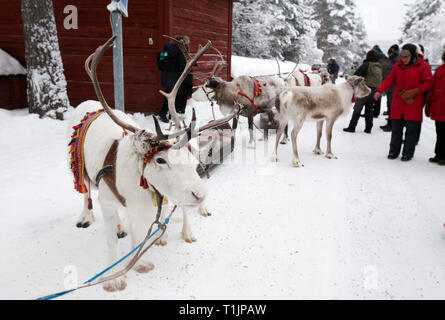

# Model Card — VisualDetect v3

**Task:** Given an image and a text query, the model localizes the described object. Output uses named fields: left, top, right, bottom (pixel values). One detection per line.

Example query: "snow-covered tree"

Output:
left=310, top=0, right=368, bottom=70
left=401, top=0, right=445, bottom=64
left=232, top=0, right=323, bottom=64
left=21, top=0, right=70, bottom=120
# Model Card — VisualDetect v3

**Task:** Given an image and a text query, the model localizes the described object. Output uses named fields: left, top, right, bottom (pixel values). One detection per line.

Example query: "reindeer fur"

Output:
left=206, top=75, right=286, bottom=149
left=271, top=76, right=371, bottom=167
left=68, top=100, right=207, bottom=292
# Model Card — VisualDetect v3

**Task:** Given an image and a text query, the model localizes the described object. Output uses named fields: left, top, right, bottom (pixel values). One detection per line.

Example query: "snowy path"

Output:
left=0, top=96, right=444, bottom=300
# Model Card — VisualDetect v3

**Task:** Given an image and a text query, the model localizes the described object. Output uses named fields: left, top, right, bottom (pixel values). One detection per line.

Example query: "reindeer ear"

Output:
left=206, top=78, right=221, bottom=89
left=132, top=130, right=157, bottom=155
left=348, top=75, right=363, bottom=86
left=354, top=76, right=365, bottom=86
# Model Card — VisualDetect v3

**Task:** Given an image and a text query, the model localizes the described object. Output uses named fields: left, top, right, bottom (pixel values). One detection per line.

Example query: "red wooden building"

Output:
left=0, top=0, right=236, bottom=113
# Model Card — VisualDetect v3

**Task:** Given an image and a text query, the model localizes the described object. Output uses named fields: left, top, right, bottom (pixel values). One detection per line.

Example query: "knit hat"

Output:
left=388, top=44, right=399, bottom=55
left=401, top=43, right=418, bottom=58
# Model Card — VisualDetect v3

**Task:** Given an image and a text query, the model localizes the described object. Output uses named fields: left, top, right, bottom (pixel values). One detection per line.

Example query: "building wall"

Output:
left=54, top=0, right=163, bottom=112
left=0, top=0, right=234, bottom=113
left=168, top=0, right=234, bottom=82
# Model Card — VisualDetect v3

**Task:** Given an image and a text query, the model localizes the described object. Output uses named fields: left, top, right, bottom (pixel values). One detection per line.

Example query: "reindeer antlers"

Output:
left=85, top=36, right=139, bottom=133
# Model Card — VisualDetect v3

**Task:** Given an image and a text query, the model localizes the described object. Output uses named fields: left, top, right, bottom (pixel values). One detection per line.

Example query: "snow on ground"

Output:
left=231, top=55, right=311, bottom=78
left=1, top=59, right=445, bottom=300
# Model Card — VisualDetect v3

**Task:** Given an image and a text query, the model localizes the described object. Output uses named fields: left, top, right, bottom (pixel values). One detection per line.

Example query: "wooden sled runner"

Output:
left=194, top=121, right=236, bottom=177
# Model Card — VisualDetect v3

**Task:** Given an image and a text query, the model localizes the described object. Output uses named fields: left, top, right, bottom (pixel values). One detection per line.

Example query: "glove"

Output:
left=400, top=88, right=420, bottom=105
left=425, top=103, right=431, bottom=118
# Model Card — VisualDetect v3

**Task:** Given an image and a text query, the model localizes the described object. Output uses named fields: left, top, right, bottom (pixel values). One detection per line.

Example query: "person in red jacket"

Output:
left=374, top=43, right=433, bottom=161
left=425, top=48, right=445, bottom=166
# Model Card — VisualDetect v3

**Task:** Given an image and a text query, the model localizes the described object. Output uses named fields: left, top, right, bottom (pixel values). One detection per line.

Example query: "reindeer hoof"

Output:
left=292, top=159, right=304, bottom=168
left=155, top=238, right=168, bottom=246
left=313, top=149, right=324, bottom=155
left=270, top=155, right=279, bottom=163
left=103, top=278, right=127, bottom=292
left=76, top=221, right=90, bottom=229
left=326, top=153, right=338, bottom=159
left=134, top=261, right=155, bottom=273
left=280, top=138, right=289, bottom=145
left=182, top=230, right=197, bottom=243
left=247, top=143, right=256, bottom=150
left=117, top=231, right=127, bottom=239
left=76, top=212, right=94, bottom=229
left=199, top=206, right=211, bottom=217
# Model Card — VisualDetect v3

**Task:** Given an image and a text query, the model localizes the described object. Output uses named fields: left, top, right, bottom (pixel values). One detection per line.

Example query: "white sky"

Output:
left=354, top=0, right=417, bottom=45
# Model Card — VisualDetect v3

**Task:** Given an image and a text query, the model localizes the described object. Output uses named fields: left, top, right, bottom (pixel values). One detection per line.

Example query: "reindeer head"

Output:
left=132, top=115, right=206, bottom=207
left=319, top=71, right=331, bottom=85
left=85, top=36, right=209, bottom=208
left=347, top=75, right=371, bottom=99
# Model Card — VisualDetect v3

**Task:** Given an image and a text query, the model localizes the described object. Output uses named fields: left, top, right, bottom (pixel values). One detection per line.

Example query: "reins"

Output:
left=36, top=196, right=177, bottom=300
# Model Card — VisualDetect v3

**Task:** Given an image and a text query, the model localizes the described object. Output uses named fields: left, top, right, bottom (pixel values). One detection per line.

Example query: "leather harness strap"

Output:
left=96, top=140, right=127, bottom=207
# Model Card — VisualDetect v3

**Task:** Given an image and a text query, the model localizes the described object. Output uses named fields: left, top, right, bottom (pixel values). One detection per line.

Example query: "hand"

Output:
left=374, top=91, right=382, bottom=101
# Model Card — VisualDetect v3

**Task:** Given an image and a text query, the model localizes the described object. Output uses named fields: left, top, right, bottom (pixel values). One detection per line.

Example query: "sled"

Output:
left=194, top=121, right=236, bottom=177
left=253, top=110, right=280, bottom=137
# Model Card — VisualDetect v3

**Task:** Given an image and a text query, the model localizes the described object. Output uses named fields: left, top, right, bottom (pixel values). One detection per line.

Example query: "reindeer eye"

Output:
left=156, top=158, right=167, bottom=165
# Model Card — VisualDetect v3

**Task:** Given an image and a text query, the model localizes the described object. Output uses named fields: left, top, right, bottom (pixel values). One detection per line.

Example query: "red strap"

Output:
left=299, top=69, right=311, bottom=87
left=237, top=91, right=259, bottom=112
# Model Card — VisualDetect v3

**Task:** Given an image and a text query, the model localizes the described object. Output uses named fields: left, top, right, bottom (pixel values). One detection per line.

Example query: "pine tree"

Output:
left=21, top=0, right=70, bottom=120
left=232, top=0, right=323, bottom=63
left=401, top=0, right=445, bottom=64
left=310, top=0, right=368, bottom=70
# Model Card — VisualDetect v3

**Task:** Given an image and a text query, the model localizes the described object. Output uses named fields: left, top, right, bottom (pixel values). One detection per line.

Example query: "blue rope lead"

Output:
left=38, top=217, right=171, bottom=300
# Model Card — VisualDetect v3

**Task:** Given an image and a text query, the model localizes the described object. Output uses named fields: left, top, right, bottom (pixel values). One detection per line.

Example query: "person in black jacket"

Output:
left=344, top=49, right=383, bottom=133
left=158, top=35, right=193, bottom=123
left=327, top=58, right=340, bottom=83
left=380, top=44, right=400, bottom=132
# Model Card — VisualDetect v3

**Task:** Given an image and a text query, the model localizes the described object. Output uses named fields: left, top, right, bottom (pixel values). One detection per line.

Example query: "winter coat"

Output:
left=327, top=62, right=339, bottom=76
left=157, top=42, right=172, bottom=89
left=163, top=43, right=193, bottom=96
left=376, top=57, right=433, bottom=121
left=427, top=64, right=445, bottom=122
left=381, top=53, right=399, bottom=93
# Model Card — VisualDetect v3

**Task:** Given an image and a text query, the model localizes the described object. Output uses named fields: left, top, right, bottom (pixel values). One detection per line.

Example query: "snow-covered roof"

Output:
left=0, top=49, right=26, bottom=76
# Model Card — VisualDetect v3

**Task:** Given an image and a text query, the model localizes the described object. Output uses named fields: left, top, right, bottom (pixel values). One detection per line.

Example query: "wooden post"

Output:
left=107, top=0, right=128, bottom=112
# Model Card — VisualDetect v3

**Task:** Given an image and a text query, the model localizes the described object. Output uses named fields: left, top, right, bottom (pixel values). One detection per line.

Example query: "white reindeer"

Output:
left=271, top=75, right=371, bottom=167
left=68, top=37, right=224, bottom=292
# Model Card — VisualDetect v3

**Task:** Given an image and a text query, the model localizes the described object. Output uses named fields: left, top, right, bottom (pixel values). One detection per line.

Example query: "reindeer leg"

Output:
left=325, top=119, right=338, bottom=159
left=280, top=125, right=290, bottom=145
left=247, top=113, right=256, bottom=150
left=115, top=211, right=127, bottom=239
left=98, top=194, right=127, bottom=292
left=182, top=207, right=197, bottom=243
left=126, top=203, right=155, bottom=274
left=199, top=202, right=211, bottom=217
left=271, top=121, right=288, bottom=163
left=291, top=118, right=305, bottom=168
left=313, top=120, right=325, bottom=155
left=264, top=110, right=276, bottom=141
left=155, top=205, right=168, bottom=246
left=76, top=193, right=95, bottom=228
